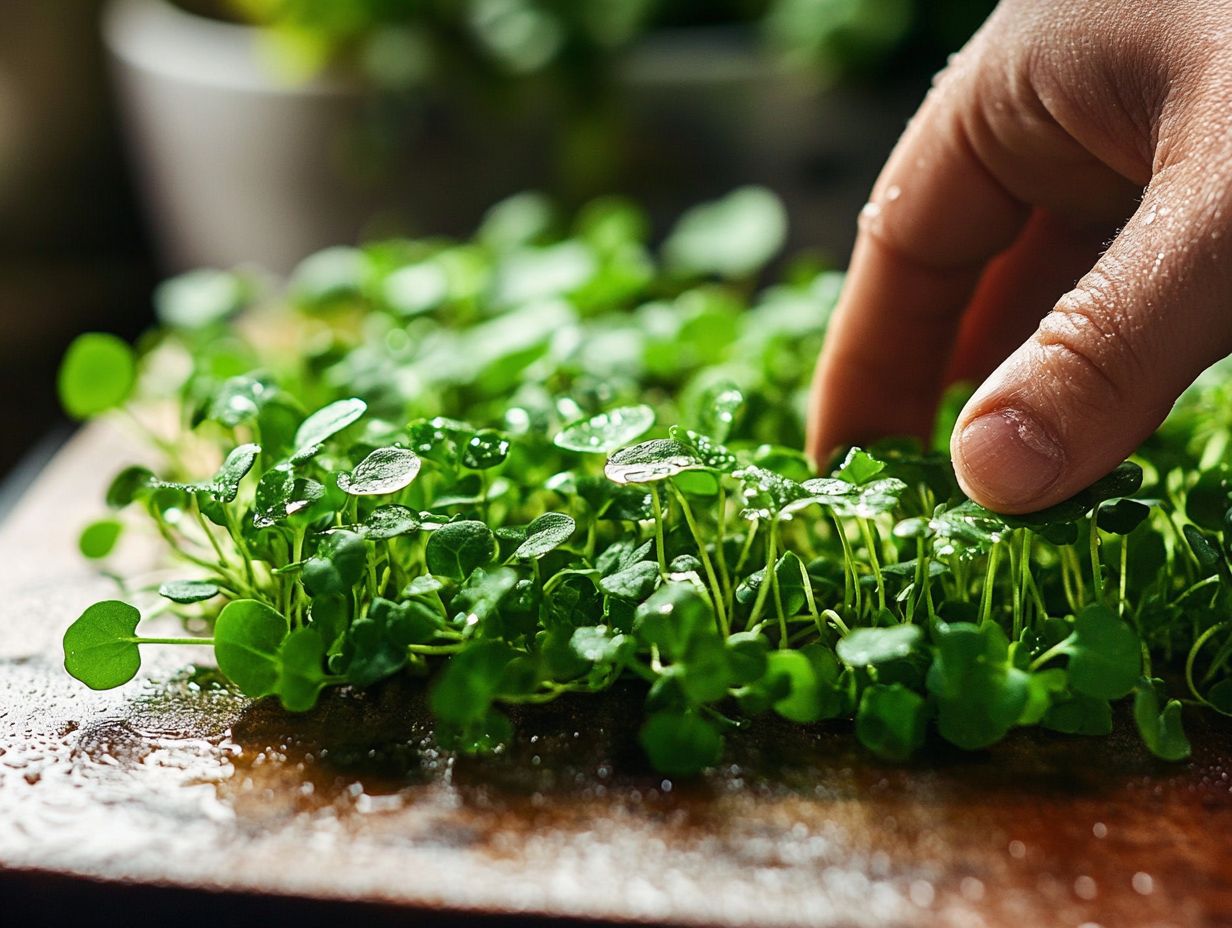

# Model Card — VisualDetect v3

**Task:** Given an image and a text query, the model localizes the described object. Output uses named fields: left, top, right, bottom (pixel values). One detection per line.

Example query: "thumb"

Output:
left=951, top=162, right=1232, bottom=514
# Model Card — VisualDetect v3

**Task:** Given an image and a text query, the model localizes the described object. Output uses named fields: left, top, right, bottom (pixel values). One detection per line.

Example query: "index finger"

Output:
left=806, top=55, right=1027, bottom=463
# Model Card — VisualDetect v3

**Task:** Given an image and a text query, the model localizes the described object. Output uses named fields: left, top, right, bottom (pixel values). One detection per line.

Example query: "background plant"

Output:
left=182, top=0, right=998, bottom=91
left=59, top=187, right=1227, bottom=773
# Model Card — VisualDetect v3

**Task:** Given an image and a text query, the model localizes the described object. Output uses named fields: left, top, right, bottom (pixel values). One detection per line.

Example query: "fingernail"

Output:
left=955, top=409, right=1063, bottom=511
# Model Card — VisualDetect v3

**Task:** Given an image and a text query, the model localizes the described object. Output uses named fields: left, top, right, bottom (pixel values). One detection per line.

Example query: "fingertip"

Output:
left=951, top=407, right=1065, bottom=514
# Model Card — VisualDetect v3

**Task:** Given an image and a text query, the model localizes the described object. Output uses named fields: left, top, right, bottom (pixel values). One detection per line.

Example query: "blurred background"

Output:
left=0, top=0, right=995, bottom=490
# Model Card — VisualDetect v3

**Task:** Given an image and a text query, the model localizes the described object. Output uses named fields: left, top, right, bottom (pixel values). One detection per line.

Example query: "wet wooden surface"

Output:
left=2, top=425, right=1232, bottom=928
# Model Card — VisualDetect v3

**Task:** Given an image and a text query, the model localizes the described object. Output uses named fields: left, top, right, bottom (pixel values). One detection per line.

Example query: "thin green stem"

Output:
left=1089, top=512, right=1104, bottom=605
left=407, top=643, right=465, bottom=656
left=1186, top=622, right=1230, bottom=706
left=1017, top=531, right=1032, bottom=636
left=746, top=519, right=778, bottom=634
left=822, top=608, right=850, bottom=636
left=1119, top=534, right=1129, bottom=620
left=734, top=516, right=759, bottom=575
left=1029, top=638, right=1069, bottom=671
left=978, top=542, right=1000, bottom=626
left=671, top=485, right=728, bottom=637
left=860, top=519, right=887, bottom=613
left=131, top=636, right=215, bottom=647
left=715, top=483, right=733, bottom=615
left=831, top=514, right=858, bottom=614
left=650, top=483, right=668, bottom=577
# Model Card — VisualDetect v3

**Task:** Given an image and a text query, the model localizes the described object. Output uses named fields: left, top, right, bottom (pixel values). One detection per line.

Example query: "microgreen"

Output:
left=56, top=189, right=1232, bottom=774
left=58, top=333, right=136, bottom=420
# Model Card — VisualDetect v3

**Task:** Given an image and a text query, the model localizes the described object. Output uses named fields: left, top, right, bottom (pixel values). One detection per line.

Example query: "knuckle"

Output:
left=1034, top=281, right=1140, bottom=412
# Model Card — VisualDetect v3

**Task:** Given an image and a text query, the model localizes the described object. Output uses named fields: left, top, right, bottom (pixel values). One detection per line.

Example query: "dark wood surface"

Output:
left=2, top=425, right=1230, bottom=927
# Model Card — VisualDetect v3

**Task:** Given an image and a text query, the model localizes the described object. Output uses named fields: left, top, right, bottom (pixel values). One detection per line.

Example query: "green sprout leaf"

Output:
left=696, top=382, right=744, bottom=443
left=555, top=405, right=656, bottom=454
left=276, top=627, right=330, bottom=712
left=155, top=268, right=246, bottom=329
left=462, top=430, right=511, bottom=470
left=209, top=443, right=261, bottom=502
left=213, top=599, right=288, bottom=697
left=355, top=504, right=421, bottom=540
left=835, top=447, right=886, bottom=485
left=158, top=580, right=221, bottom=604
left=836, top=625, right=922, bottom=667
left=302, top=531, right=368, bottom=597
left=337, top=446, right=422, bottom=496
left=430, top=640, right=520, bottom=726
left=605, top=438, right=703, bottom=485
left=634, top=583, right=712, bottom=658
left=1134, top=677, right=1191, bottom=761
left=58, top=333, right=137, bottom=420
left=79, top=518, right=123, bottom=560
left=426, top=520, right=496, bottom=581
left=639, top=711, right=723, bottom=777
left=63, top=600, right=142, bottom=690
left=293, top=398, right=367, bottom=459
left=856, top=684, right=927, bottom=762
left=764, top=649, right=841, bottom=723
left=927, top=622, right=1029, bottom=750
left=1097, top=498, right=1151, bottom=535
left=1062, top=604, right=1141, bottom=700
left=1042, top=692, right=1113, bottom=736
left=514, top=512, right=576, bottom=559
left=106, top=466, right=156, bottom=509
left=253, top=466, right=328, bottom=528
left=663, top=186, right=787, bottom=279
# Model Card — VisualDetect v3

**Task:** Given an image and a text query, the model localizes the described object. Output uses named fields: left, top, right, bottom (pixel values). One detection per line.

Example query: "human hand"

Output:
left=807, top=0, right=1232, bottom=513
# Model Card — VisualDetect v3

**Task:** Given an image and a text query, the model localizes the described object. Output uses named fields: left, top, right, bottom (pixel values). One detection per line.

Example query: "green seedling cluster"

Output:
left=58, top=189, right=1232, bottom=773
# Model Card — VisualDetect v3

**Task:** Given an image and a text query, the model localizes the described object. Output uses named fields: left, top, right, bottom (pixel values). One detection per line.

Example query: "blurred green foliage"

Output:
left=181, top=0, right=998, bottom=90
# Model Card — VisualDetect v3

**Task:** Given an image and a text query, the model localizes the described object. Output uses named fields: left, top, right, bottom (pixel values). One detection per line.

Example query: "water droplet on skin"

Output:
left=1092, top=821, right=1107, bottom=838
left=1008, top=839, right=1026, bottom=858
left=1143, top=204, right=1158, bottom=225
left=886, top=185, right=902, bottom=202
left=1074, top=875, right=1097, bottom=900
left=861, top=202, right=882, bottom=221
left=1132, top=872, right=1154, bottom=895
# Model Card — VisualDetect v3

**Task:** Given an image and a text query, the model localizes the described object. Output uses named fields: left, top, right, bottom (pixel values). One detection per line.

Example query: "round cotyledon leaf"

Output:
left=63, top=600, right=142, bottom=690
left=555, top=404, right=655, bottom=454
left=292, top=398, right=367, bottom=458
left=58, top=333, right=137, bottom=420
left=639, top=711, right=723, bottom=777
left=79, top=518, right=123, bottom=560
left=337, top=446, right=422, bottom=496
left=604, top=438, right=703, bottom=485
left=213, top=599, right=288, bottom=698
left=426, top=520, right=496, bottom=581
left=514, top=512, right=576, bottom=559
left=158, top=579, right=221, bottom=604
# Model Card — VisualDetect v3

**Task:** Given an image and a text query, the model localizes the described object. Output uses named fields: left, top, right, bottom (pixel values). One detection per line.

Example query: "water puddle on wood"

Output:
left=3, top=653, right=1229, bottom=926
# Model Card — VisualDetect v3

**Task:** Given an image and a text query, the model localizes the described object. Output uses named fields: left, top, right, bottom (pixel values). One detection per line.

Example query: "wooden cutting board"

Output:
left=2, top=425, right=1230, bottom=928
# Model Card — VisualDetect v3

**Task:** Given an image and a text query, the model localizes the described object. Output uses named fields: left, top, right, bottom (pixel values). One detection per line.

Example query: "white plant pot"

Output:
left=104, top=0, right=912, bottom=273
left=103, top=0, right=390, bottom=273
